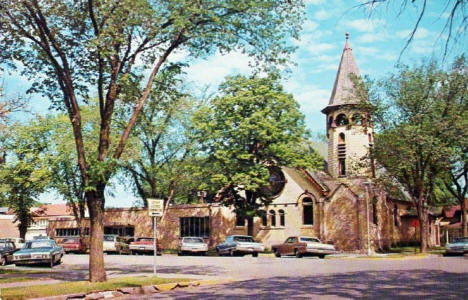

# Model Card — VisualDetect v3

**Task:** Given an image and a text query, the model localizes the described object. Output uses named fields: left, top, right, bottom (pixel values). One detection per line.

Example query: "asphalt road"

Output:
left=14, top=254, right=468, bottom=299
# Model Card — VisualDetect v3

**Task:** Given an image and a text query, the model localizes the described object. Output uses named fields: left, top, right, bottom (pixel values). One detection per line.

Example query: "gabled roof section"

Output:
left=322, top=33, right=362, bottom=113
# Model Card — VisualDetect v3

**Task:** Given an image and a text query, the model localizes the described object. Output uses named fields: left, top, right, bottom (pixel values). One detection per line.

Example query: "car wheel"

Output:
left=229, top=249, right=235, bottom=257
left=178, top=251, right=183, bottom=256
left=274, top=250, right=281, bottom=258
left=0, top=256, right=6, bottom=266
left=318, top=254, right=325, bottom=259
left=295, top=249, right=302, bottom=258
left=49, top=257, right=55, bottom=268
left=201, top=252, right=206, bottom=256
left=252, top=252, right=258, bottom=257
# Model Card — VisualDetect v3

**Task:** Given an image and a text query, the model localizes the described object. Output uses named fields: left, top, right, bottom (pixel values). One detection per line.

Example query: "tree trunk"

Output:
left=87, top=188, right=107, bottom=282
left=462, top=200, right=467, bottom=237
left=247, top=217, right=254, bottom=237
left=418, top=206, right=428, bottom=253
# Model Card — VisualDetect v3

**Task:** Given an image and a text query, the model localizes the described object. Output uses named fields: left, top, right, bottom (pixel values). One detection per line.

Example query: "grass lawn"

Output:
left=1, top=276, right=191, bottom=300
left=0, top=269, right=43, bottom=275
left=390, top=246, right=445, bottom=255
left=0, top=277, right=35, bottom=284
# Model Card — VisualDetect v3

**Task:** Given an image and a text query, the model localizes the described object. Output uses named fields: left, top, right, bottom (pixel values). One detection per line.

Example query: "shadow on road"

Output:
left=162, top=270, right=467, bottom=300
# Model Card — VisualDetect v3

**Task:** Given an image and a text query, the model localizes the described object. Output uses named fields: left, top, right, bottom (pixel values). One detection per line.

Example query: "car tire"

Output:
left=229, top=249, right=235, bottom=257
left=252, top=252, right=258, bottom=257
left=178, top=251, right=183, bottom=256
left=49, top=257, right=55, bottom=268
left=318, top=254, right=325, bottom=259
left=0, top=256, right=6, bottom=266
left=201, top=252, right=206, bottom=256
left=274, top=250, right=281, bottom=258
left=295, top=249, right=302, bottom=258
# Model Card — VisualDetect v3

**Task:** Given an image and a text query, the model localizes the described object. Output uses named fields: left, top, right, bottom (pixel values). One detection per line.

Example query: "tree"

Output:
left=364, top=58, right=467, bottom=252
left=193, top=74, right=322, bottom=236
left=121, top=67, right=198, bottom=208
left=360, top=0, right=467, bottom=58
left=0, top=119, right=51, bottom=239
left=0, top=0, right=304, bottom=282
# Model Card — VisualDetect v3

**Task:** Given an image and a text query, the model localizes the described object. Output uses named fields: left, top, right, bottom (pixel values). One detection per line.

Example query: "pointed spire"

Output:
left=322, top=33, right=362, bottom=113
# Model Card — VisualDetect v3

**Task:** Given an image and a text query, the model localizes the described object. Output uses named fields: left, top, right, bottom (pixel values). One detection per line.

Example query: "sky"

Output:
left=2, top=0, right=466, bottom=207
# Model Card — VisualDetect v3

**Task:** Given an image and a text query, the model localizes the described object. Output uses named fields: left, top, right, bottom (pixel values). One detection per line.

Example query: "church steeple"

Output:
left=322, top=33, right=373, bottom=179
left=322, top=33, right=361, bottom=114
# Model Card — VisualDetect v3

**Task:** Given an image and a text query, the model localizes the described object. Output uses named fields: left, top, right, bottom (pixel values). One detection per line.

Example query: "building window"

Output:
left=259, top=167, right=286, bottom=198
left=104, top=226, right=134, bottom=237
left=259, top=210, right=267, bottom=227
left=56, top=228, right=81, bottom=237
left=338, top=158, right=346, bottom=177
left=303, top=198, right=314, bottom=225
left=335, top=114, right=348, bottom=126
left=269, top=210, right=276, bottom=227
left=338, top=133, right=345, bottom=144
left=180, top=217, right=210, bottom=238
left=352, top=114, right=363, bottom=125
left=278, top=210, right=285, bottom=226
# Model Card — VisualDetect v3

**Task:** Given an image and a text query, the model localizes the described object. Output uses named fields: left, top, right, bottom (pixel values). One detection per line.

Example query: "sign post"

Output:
left=148, top=198, right=164, bottom=276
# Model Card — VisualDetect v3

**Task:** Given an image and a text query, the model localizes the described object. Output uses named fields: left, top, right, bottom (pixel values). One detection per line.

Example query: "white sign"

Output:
left=148, top=198, right=164, bottom=217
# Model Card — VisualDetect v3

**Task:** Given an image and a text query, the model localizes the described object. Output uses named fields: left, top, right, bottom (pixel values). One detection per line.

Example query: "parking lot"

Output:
left=7, top=253, right=467, bottom=299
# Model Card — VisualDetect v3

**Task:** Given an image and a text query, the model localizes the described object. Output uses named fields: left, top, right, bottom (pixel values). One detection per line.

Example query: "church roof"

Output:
left=322, top=33, right=362, bottom=114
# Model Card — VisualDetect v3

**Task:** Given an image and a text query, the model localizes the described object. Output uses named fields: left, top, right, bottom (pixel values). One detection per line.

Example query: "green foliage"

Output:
left=0, top=118, right=52, bottom=236
left=193, top=74, right=322, bottom=215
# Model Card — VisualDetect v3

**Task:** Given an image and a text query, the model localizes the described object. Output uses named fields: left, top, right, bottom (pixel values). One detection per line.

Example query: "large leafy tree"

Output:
left=365, top=58, right=467, bottom=252
left=193, top=74, right=322, bottom=236
left=0, top=119, right=51, bottom=239
left=0, top=0, right=304, bottom=281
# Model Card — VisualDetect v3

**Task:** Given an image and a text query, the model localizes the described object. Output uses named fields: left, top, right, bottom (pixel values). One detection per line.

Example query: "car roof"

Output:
left=229, top=235, right=253, bottom=238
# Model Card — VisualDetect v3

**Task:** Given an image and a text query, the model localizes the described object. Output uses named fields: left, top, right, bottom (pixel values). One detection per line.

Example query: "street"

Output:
left=16, top=253, right=468, bottom=299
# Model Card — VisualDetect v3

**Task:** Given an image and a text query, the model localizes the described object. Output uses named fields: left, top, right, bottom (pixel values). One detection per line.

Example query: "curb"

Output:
left=325, top=253, right=435, bottom=260
left=28, top=279, right=229, bottom=300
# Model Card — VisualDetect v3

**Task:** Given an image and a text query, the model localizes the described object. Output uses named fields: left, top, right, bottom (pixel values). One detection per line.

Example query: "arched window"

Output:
left=259, top=210, right=267, bottom=227
left=352, top=114, right=363, bottom=125
left=339, top=158, right=346, bottom=177
left=335, top=114, right=348, bottom=126
left=269, top=210, right=276, bottom=227
left=338, top=133, right=345, bottom=144
left=303, top=198, right=313, bottom=225
left=278, top=210, right=285, bottom=226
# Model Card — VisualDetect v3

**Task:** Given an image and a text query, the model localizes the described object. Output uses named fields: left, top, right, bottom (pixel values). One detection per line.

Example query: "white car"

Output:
left=178, top=237, right=208, bottom=256
left=216, top=235, right=265, bottom=257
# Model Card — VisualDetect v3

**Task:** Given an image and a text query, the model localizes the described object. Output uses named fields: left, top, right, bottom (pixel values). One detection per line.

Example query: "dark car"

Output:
left=216, top=235, right=265, bottom=257
left=0, top=239, right=17, bottom=266
left=271, top=236, right=336, bottom=258
left=57, top=237, right=87, bottom=254
left=13, top=239, right=64, bottom=268
left=444, top=237, right=468, bottom=256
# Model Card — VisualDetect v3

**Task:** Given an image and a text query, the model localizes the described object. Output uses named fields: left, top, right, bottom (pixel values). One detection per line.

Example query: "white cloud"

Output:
left=305, top=0, right=326, bottom=5
left=302, top=20, right=319, bottom=33
left=396, top=27, right=431, bottom=40
left=313, top=9, right=331, bottom=20
left=343, top=18, right=386, bottom=32
left=358, top=32, right=387, bottom=43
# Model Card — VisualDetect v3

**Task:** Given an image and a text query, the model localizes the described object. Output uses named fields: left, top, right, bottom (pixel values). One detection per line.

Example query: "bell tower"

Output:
left=321, top=33, right=374, bottom=178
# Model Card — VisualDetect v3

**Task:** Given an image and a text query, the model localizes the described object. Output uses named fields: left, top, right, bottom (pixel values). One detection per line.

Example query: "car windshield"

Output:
left=183, top=237, right=204, bottom=243
left=25, top=240, right=54, bottom=249
left=300, top=237, right=320, bottom=243
left=234, top=236, right=254, bottom=242
left=104, top=236, right=116, bottom=242
left=0, top=242, right=8, bottom=249
left=454, top=237, right=468, bottom=243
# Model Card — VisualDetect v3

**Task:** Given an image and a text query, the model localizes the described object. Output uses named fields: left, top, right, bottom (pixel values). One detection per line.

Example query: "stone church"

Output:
left=47, top=34, right=436, bottom=252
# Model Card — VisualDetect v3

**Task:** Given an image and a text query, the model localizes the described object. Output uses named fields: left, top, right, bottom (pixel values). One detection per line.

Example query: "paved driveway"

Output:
left=11, top=254, right=468, bottom=299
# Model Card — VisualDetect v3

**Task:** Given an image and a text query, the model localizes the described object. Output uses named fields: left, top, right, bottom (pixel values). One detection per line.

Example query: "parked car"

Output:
left=0, top=239, right=18, bottom=266
left=216, top=235, right=265, bottom=257
left=103, top=235, right=133, bottom=254
left=444, top=237, right=468, bottom=256
left=13, top=239, right=64, bottom=268
left=5, top=238, right=25, bottom=250
left=129, top=237, right=162, bottom=255
left=57, top=237, right=87, bottom=254
left=271, top=236, right=336, bottom=258
left=178, top=237, right=208, bottom=256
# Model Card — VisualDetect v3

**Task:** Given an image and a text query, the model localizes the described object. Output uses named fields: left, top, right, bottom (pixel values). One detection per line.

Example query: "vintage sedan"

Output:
left=0, top=239, right=17, bottom=266
left=444, top=237, right=468, bottom=256
left=216, top=235, right=265, bottom=257
left=129, top=237, right=162, bottom=255
left=57, top=238, right=87, bottom=254
left=178, top=237, right=208, bottom=256
left=13, top=239, right=64, bottom=268
left=271, top=236, right=336, bottom=258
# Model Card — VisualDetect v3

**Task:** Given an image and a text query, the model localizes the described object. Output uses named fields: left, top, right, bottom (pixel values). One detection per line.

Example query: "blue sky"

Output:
left=2, top=0, right=466, bottom=207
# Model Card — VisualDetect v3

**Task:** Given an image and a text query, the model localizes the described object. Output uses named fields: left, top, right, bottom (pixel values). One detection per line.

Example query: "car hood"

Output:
left=15, top=248, right=54, bottom=254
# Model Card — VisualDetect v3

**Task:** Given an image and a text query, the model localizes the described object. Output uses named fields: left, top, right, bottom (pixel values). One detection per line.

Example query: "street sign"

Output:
left=148, top=198, right=164, bottom=217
